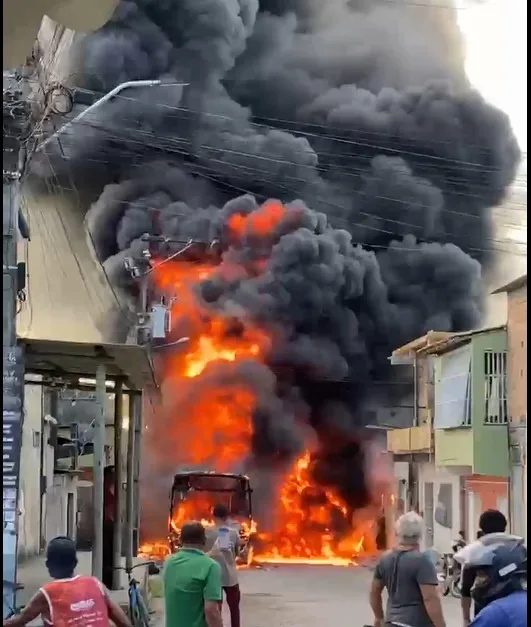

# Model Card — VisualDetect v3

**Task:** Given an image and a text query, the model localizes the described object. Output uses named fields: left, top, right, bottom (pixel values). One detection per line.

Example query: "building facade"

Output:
left=387, top=327, right=511, bottom=551
left=493, top=274, right=527, bottom=538
left=17, top=380, right=80, bottom=559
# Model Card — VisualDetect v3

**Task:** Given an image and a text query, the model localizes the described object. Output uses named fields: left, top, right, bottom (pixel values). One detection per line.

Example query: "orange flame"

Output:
left=228, top=199, right=287, bottom=239
left=253, top=451, right=379, bottom=566
left=141, top=200, right=387, bottom=566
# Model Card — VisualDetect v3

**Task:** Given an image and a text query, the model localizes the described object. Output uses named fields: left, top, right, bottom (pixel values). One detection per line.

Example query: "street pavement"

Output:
left=154, top=563, right=464, bottom=627
left=15, top=553, right=463, bottom=626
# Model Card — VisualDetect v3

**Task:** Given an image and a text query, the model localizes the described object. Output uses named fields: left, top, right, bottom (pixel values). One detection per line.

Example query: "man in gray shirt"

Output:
left=370, top=512, right=446, bottom=627
left=204, top=504, right=242, bottom=627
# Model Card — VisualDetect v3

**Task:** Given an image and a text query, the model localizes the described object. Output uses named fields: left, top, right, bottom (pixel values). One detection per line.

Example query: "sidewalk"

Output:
left=16, top=550, right=162, bottom=625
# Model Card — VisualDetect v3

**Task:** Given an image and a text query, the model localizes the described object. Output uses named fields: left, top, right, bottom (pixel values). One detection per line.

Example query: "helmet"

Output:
left=465, top=538, right=527, bottom=606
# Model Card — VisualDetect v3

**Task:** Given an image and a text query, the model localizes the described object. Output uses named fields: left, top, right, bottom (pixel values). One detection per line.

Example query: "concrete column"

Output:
left=125, top=392, right=136, bottom=571
left=111, top=380, right=124, bottom=589
left=92, top=363, right=106, bottom=579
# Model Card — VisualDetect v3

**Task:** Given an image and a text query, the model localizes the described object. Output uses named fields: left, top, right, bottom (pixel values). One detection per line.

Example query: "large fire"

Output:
left=140, top=201, right=390, bottom=566
left=251, top=451, right=381, bottom=566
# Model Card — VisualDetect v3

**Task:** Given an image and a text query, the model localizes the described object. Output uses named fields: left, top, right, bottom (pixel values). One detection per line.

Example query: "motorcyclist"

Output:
left=452, top=530, right=466, bottom=554
left=463, top=537, right=527, bottom=627
left=455, top=509, right=523, bottom=623
left=449, top=530, right=467, bottom=587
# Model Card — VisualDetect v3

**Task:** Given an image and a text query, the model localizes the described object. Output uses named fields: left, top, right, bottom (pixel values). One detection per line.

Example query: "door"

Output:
left=45, top=484, right=62, bottom=543
left=467, top=490, right=483, bottom=540
left=497, top=494, right=509, bottom=524
left=424, top=482, right=434, bottom=548
left=76, top=485, right=93, bottom=549
left=67, top=493, right=75, bottom=539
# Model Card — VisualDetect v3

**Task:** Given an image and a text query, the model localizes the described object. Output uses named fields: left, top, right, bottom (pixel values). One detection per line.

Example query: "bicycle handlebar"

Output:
left=114, top=561, right=157, bottom=574
left=3, top=581, right=24, bottom=591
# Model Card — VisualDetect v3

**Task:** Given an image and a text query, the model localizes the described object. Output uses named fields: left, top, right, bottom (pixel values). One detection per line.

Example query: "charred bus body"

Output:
left=168, top=470, right=254, bottom=552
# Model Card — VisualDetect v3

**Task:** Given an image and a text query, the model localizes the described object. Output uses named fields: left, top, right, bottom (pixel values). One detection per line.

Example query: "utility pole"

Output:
left=3, top=70, right=30, bottom=620
left=3, top=71, right=29, bottom=354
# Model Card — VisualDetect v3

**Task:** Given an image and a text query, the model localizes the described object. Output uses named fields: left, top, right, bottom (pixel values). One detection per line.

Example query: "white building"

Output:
left=17, top=379, right=79, bottom=559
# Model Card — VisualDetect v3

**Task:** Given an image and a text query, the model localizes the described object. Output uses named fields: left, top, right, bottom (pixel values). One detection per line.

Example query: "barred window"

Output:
left=484, top=351, right=508, bottom=424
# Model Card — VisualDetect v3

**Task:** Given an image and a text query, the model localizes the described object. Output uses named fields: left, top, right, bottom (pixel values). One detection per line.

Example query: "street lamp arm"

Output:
left=38, top=79, right=188, bottom=151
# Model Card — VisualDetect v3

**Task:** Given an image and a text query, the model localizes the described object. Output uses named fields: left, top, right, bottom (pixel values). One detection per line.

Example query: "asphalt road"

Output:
left=155, top=563, right=464, bottom=627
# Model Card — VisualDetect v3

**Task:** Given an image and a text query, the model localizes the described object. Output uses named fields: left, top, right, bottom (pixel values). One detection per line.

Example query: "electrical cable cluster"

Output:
left=40, top=96, right=527, bottom=258
left=3, top=72, right=33, bottom=319
left=16, top=73, right=525, bottom=343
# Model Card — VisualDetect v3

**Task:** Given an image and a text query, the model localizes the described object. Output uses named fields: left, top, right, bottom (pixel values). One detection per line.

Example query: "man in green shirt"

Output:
left=163, top=522, right=223, bottom=627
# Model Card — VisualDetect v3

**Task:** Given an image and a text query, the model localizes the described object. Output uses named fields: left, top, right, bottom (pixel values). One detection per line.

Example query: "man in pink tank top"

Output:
left=3, top=536, right=131, bottom=627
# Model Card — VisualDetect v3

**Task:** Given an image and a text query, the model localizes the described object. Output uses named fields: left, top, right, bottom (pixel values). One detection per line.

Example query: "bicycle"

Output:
left=115, top=562, right=159, bottom=627
left=440, top=552, right=462, bottom=598
left=3, top=581, right=25, bottom=619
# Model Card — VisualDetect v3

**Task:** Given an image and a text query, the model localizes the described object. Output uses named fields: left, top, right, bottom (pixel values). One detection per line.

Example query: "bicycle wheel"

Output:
left=4, top=606, right=25, bottom=619
left=450, top=579, right=462, bottom=598
left=130, top=586, right=151, bottom=627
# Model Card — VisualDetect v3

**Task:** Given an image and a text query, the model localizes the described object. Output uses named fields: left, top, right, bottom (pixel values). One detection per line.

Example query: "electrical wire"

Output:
left=48, top=118, right=527, bottom=255
left=45, top=104, right=527, bottom=205
left=71, top=149, right=528, bottom=253
left=52, top=118, right=528, bottom=210
left=64, top=88, right=528, bottom=172
left=68, top=84, right=527, bottom=165
left=67, top=123, right=527, bottom=228
left=187, top=164, right=528, bottom=256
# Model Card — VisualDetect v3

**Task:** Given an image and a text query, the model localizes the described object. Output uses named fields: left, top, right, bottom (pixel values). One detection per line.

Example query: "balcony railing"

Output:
left=387, top=425, right=433, bottom=454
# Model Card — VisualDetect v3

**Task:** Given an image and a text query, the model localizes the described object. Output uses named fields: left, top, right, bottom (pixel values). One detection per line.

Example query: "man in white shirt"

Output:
left=205, top=504, right=242, bottom=627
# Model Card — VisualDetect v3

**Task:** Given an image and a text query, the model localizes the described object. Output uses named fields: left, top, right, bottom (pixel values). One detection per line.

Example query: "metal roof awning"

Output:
left=19, top=337, right=156, bottom=391
left=492, top=274, right=527, bottom=295
left=4, top=0, right=118, bottom=69
left=390, top=325, right=506, bottom=362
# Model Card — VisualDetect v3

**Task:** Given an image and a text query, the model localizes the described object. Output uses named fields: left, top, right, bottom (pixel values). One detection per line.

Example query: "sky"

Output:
left=455, top=0, right=527, bottom=309
left=457, top=0, right=527, bottom=152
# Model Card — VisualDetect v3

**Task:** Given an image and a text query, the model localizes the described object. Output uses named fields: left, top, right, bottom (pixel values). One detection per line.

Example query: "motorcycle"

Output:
left=440, top=538, right=466, bottom=598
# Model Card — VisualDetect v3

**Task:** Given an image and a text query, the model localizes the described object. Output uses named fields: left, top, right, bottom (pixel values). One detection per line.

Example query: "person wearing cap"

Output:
left=3, top=536, right=131, bottom=626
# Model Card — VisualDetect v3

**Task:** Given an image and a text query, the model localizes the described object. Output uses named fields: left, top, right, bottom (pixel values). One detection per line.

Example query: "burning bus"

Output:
left=167, top=470, right=255, bottom=554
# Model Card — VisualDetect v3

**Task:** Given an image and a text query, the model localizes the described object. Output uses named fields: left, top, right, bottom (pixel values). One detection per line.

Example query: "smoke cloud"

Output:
left=36, top=0, right=520, bottom=529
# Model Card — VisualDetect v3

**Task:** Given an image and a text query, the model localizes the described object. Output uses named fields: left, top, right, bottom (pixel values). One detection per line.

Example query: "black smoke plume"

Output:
left=35, top=0, right=520, bottom=534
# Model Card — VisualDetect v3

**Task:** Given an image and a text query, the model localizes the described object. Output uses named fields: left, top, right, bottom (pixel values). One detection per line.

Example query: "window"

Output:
left=434, top=345, right=472, bottom=428
left=32, top=430, right=41, bottom=448
left=434, top=483, right=453, bottom=529
left=484, top=351, right=508, bottom=424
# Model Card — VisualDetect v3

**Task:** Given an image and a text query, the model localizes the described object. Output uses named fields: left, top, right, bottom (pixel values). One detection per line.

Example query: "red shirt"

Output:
left=39, top=576, right=110, bottom=626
